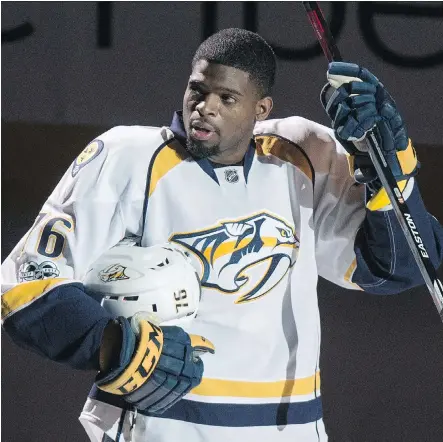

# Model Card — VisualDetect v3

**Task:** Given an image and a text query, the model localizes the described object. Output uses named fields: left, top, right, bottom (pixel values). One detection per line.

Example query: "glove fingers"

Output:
left=136, top=375, right=182, bottom=411
left=148, top=378, right=194, bottom=414
left=148, top=356, right=203, bottom=414
left=162, top=326, right=192, bottom=345
left=377, top=122, right=403, bottom=176
left=126, top=371, right=169, bottom=405
left=337, top=113, right=378, bottom=141
left=327, top=87, right=376, bottom=118
left=324, top=86, right=347, bottom=115
left=151, top=388, right=191, bottom=414
left=353, top=104, right=378, bottom=128
left=378, top=103, right=408, bottom=151
left=336, top=117, right=363, bottom=141
left=394, top=129, right=408, bottom=151
left=328, top=62, right=380, bottom=86
left=333, top=99, right=376, bottom=131
left=157, top=351, right=185, bottom=375
left=333, top=102, right=352, bottom=130
left=348, top=94, right=376, bottom=108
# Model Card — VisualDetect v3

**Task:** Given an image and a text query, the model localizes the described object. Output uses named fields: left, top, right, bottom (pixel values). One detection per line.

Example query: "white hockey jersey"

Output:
left=2, top=114, right=367, bottom=442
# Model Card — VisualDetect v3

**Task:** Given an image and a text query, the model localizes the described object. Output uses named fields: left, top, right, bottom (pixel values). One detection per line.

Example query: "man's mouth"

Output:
left=190, top=120, right=217, bottom=141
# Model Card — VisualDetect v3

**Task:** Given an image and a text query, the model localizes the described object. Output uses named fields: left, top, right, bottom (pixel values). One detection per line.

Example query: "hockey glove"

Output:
left=321, top=62, right=419, bottom=210
left=95, top=317, right=215, bottom=414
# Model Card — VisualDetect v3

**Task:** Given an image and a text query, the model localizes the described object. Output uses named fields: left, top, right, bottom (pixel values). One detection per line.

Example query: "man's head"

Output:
left=182, top=28, right=276, bottom=164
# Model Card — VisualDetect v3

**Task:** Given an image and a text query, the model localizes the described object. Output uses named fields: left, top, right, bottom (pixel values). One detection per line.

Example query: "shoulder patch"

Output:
left=72, top=140, right=104, bottom=177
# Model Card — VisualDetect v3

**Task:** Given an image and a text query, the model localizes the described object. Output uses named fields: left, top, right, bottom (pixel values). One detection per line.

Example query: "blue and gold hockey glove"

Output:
left=321, top=62, right=419, bottom=210
left=95, top=317, right=215, bottom=414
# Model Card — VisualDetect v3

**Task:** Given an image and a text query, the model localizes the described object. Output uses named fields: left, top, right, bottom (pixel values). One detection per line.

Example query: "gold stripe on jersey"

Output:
left=255, top=135, right=313, bottom=182
left=191, top=371, right=320, bottom=398
left=1, top=278, right=68, bottom=320
left=148, top=140, right=189, bottom=197
left=344, top=259, right=362, bottom=290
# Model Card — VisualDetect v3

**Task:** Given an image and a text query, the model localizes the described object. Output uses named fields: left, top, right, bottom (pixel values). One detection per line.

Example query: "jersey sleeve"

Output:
left=1, top=126, right=148, bottom=369
left=300, top=120, right=368, bottom=289
left=302, top=119, right=443, bottom=293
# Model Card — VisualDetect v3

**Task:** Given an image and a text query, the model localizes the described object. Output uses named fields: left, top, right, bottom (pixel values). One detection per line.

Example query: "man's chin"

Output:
left=186, top=138, right=220, bottom=159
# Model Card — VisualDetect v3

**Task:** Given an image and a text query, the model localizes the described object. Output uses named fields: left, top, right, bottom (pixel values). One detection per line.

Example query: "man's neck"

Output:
left=209, top=158, right=244, bottom=168
left=208, top=140, right=251, bottom=165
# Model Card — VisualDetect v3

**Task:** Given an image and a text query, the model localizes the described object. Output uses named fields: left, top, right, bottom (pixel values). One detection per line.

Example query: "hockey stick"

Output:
left=303, top=1, right=443, bottom=322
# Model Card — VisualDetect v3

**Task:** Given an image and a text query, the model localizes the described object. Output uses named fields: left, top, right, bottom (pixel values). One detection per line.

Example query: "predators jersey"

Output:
left=80, top=114, right=359, bottom=442
left=5, top=112, right=439, bottom=442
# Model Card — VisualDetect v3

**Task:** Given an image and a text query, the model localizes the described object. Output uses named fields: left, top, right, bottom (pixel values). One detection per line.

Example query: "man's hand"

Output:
left=95, top=317, right=215, bottom=414
left=321, top=62, right=418, bottom=209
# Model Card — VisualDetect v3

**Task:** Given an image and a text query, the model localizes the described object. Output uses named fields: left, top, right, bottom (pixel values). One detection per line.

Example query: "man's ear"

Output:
left=255, top=96, right=273, bottom=121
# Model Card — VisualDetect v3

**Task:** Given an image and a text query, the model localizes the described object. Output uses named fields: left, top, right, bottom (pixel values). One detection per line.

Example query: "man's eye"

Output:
left=189, top=85, right=203, bottom=95
left=221, top=95, right=236, bottom=104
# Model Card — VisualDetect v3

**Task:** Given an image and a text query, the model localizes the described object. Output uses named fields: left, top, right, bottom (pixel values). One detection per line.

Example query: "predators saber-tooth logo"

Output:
left=170, top=212, right=299, bottom=303
left=99, top=264, right=130, bottom=283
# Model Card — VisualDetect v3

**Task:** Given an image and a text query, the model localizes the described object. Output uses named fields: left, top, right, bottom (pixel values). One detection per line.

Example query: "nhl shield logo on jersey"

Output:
left=99, top=264, right=130, bottom=283
left=224, top=169, right=239, bottom=183
left=19, top=261, right=60, bottom=282
left=72, top=140, right=104, bottom=177
left=170, top=212, right=299, bottom=303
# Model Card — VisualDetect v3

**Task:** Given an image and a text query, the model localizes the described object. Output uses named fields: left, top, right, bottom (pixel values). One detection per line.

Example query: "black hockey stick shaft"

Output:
left=303, top=1, right=443, bottom=321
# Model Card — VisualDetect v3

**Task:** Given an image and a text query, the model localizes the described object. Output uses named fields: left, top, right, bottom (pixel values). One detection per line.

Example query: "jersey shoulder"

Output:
left=70, top=124, right=175, bottom=181
left=254, top=116, right=348, bottom=163
left=54, top=125, right=176, bottom=202
left=254, top=116, right=333, bottom=145
left=97, top=125, right=172, bottom=159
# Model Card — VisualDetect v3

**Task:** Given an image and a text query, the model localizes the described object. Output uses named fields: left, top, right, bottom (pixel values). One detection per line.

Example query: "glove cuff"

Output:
left=397, top=139, right=418, bottom=176
left=96, top=319, right=164, bottom=395
left=366, top=178, right=416, bottom=211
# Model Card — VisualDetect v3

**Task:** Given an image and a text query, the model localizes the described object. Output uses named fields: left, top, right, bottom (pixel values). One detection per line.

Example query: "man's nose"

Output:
left=196, top=93, right=220, bottom=117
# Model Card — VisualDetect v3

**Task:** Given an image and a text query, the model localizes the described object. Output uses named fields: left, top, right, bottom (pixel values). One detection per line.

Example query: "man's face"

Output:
left=182, top=60, right=271, bottom=162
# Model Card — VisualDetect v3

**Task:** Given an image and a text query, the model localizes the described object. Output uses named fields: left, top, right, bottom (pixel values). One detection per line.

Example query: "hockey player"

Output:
left=2, top=28, right=443, bottom=442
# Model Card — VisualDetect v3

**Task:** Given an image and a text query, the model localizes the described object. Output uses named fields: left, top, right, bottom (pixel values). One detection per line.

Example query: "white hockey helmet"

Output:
left=83, top=243, right=201, bottom=324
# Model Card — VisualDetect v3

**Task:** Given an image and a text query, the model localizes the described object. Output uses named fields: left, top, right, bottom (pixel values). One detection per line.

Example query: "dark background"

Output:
left=2, top=2, right=443, bottom=441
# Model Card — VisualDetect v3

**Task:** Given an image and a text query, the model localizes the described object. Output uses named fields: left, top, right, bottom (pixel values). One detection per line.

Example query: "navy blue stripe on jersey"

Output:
left=141, top=140, right=171, bottom=241
left=152, top=397, right=323, bottom=427
left=170, top=111, right=187, bottom=141
left=3, top=282, right=112, bottom=369
left=195, top=157, right=219, bottom=183
left=89, top=384, right=323, bottom=427
left=243, top=139, right=256, bottom=183
left=353, top=183, right=443, bottom=294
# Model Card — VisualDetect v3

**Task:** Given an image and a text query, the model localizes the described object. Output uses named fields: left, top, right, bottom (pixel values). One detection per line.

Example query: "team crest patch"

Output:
left=19, top=261, right=60, bottom=282
left=99, top=264, right=130, bottom=283
left=224, top=169, right=239, bottom=183
left=72, top=140, right=104, bottom=177
left=170, top=212, right=300, bottom=303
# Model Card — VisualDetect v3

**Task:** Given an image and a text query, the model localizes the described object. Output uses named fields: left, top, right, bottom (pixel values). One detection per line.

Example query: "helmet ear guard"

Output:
left=83, top=243, right=201, bottom=325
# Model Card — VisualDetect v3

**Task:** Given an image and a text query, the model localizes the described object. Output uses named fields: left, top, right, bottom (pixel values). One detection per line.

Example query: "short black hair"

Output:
left=192, top=28, right=276, bottom=97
